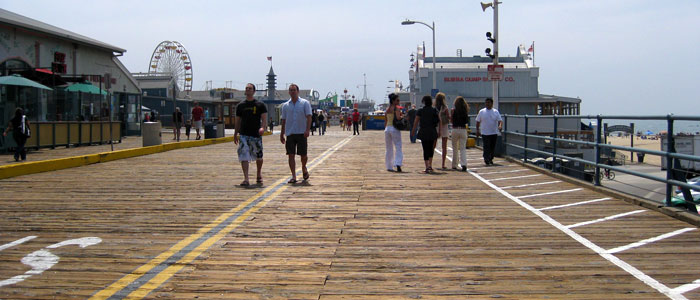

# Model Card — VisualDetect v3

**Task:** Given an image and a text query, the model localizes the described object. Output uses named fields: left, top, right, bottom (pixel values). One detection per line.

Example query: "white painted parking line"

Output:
left=478, top=169, right=527, bottom=175
left=437, top=148, right=685, bottom=298
left=606, top=228, right=696, bottom=254
left=469, top=165, right=516, bottom=170
left=467, top=172, right=680, bottom=299
left=539, top=197, right=612, bottom=211
left=518, top=188, right=583, bottom=199
left=566, top=210, right=646, bottom=229
left=0, top=236, right=37, bottom=252
left=501, top=181, right=561, bottom=190
left=489, top=174, right=542, bottom=181
left=673, top=279, right=700, bottom=295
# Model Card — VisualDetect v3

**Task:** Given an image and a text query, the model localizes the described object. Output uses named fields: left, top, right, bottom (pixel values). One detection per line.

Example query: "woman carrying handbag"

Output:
left=384, top=93, right=404, bottom=172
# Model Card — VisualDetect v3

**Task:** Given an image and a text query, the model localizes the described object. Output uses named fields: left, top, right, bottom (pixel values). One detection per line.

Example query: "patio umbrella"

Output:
left=0, top=74, right=52, bottom=90
left=66, top=82, right=107, bottom=95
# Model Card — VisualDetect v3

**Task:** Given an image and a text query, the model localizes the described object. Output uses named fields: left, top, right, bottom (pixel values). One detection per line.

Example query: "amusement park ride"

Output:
left=147, top=41, right=193, bottom=95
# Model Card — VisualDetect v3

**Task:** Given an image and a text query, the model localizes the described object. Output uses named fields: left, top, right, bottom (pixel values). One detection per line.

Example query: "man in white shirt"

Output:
left=280, top=84, right=312, bottom=183
left=475, top=98, right=503, bottom=165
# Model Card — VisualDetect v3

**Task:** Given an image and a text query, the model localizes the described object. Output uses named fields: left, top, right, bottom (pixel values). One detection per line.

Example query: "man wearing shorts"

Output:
left=234, top=83, right=268, bottom=186
left=280, top=83, right=312, bottom=184
left=191, top=101, right=204, bottom=140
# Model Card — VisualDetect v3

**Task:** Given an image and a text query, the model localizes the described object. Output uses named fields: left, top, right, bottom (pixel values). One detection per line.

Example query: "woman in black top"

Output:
left=3, top=108, right=30, bottom=162
left=411, top=95, right=439, bottom=173
left=451, top=96, right=470, bottom=171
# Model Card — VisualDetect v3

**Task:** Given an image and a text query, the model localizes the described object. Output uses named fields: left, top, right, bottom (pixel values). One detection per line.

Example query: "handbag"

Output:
left=393, top=109, right=407, bottom=130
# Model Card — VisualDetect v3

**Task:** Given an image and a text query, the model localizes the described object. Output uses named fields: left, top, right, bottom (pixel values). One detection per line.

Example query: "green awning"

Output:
left=0, top=74, right=53, bottom=90
left=66, top=82, right=108, bottom=95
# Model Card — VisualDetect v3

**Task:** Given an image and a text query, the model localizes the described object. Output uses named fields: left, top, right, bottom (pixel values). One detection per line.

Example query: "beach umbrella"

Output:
left=66, top=82, right=107, bottom=95
left=0, top=74, right=52, bottom=90
left=645, top=130, right=654, bottom=135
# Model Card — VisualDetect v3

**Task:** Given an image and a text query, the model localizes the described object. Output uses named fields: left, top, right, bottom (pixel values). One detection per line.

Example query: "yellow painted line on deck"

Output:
left=0, top=136, right=235, bottom=180
left=90, top=136, right=353, bottom=300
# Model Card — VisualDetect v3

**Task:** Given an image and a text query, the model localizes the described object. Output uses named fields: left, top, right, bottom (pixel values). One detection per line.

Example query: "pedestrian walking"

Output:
left=411, top=95, right=439, bottom=173
left=280, top=83, right=312, bottom=184
left=3, top=108, right=30, bottom=162
left=352, top=108, right=361, bottom=135
left=408, top=104, right=417, bottom=143
left=185, top=120, right=192, bottom=140
left=234, top=83, right=268, bottom=186
left=191, top=101, right=204, bottom=140
left=172, top=107, right=184, bottom=141
left=384, top=93, right=404, bottom=172
left=311, top=110, right=318, bottom=136
left=346, top=114, right=352, bottom=132
left=451, top=96, right=469, bottom=171
left=435, top=92, right=450, bottom=169
left=475, top=97, right=503, bottom=165
left=319, top=110, right=326, bottom=135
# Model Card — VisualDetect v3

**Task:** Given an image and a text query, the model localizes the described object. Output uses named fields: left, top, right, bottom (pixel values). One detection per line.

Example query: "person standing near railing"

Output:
left=3, top=108, right=30, bottom=162
left=476, top=98, right=502, bottom=166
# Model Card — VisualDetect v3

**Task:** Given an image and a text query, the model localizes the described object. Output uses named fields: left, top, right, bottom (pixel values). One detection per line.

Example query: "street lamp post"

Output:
left=402, top=19, right=436, bottom=95
left=481, top=1, right=500, bottom=109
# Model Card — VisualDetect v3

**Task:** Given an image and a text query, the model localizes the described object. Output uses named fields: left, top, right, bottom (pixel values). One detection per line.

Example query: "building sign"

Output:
left=443, top=76, right=514, bottom=82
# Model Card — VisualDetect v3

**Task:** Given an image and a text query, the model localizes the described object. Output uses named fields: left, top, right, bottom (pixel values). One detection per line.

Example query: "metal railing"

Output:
left=468, top=114, right=700, bottom=212
left=1, top=121, right=121, bottom=152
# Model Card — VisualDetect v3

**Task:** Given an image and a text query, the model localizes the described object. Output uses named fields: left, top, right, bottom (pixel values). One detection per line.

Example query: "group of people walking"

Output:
left=339, top=109, right=361, bottom=135
left=233, top=83, right=313, bottom=186
left=384, top=93, right=502, bottom=174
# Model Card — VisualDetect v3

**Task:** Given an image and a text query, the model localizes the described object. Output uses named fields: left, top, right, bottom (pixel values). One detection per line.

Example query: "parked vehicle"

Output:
left=675, top=176, right=700, bottom=195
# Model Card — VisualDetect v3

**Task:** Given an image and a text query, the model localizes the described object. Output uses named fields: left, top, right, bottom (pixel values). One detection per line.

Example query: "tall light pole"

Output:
left=481, top=1, right=500, bottom=109
left=402, top=19, right=436, bottom=95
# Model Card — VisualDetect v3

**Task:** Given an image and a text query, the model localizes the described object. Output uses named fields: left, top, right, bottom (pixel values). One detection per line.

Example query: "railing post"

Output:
left=66, top=121, right=71, bottom=148
left=665, top=114, right=675, bottom=207
left=523, top=115, right=529, bottom=163
left=52, top=122, right=56, bottom=149
left=503, top=115, right=508, bottom=156
left=552, top=115, right=558, bottom=172
left=35, top=122, right=40, bottom=149
left=594, top=115, right=602, bottom=186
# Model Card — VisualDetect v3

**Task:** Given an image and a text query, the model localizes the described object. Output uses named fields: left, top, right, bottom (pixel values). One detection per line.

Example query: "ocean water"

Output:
left=584, top=119, right=700, bottom=135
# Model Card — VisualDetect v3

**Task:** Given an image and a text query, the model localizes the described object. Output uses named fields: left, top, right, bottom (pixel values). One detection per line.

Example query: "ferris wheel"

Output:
left=148, top=41, right=193, bottom=93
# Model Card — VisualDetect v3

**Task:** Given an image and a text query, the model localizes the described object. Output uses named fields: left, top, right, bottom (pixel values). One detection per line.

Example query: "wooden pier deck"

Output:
left=1, top=128, right=700, bottom=299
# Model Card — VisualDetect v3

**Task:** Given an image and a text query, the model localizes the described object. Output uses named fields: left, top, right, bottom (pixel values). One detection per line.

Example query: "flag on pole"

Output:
left=528, top=43, right=534, bottom=53
left=267, top=56, right=272, bottom=61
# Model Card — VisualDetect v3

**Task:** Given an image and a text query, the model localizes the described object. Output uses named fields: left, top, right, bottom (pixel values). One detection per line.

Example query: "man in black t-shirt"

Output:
left=234, top=83, right=268, bottom=186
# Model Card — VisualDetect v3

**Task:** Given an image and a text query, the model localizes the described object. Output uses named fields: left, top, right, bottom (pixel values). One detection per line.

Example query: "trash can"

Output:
left=142, top=122, right=162, bottom=147
left=637, top=152, right=645, bottom=163
left=204, top=122, right=216, bottom=139
left=216, top=121, right=225, bottom=138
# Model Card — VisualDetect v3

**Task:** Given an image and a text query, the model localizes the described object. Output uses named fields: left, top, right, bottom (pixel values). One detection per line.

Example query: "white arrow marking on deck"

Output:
left=0, top=237, right=102, bottom=287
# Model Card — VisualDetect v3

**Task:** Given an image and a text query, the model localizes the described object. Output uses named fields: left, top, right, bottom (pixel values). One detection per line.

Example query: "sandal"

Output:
left=256, top=177, right=263, bottom=184
left=239, top=181, right=250, bottom=187
left=288, top=178, right=297, bottom=184
left=303, top=171, right=310, bottom=181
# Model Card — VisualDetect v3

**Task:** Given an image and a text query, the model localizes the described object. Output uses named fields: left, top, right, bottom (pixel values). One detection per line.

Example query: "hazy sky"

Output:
left=2, top=0, right=699, bottom=115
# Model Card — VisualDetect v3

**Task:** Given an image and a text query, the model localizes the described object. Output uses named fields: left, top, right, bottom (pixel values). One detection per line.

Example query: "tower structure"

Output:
left=267, top=66, right=277, bottom=100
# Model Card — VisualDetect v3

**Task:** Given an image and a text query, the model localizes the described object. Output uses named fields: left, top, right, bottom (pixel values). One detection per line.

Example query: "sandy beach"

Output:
left=607, top=136, right=662, bottom=166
